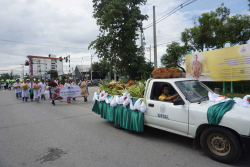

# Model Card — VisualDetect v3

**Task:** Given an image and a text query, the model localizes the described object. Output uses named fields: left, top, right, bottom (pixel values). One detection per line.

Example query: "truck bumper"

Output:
left=240, top=135, right=250, bottom=153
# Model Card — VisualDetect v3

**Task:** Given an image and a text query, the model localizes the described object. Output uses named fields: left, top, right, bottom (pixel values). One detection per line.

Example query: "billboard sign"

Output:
left=185, top=44, right=250, bottom=81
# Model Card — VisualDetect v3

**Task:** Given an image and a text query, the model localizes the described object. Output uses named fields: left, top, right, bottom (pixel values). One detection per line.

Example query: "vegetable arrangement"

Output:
left=99, top=80, right=146, bottom=98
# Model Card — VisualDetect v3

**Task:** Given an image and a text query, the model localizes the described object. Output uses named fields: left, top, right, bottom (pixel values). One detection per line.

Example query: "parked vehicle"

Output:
left=95, top=78, right=250, bottom=163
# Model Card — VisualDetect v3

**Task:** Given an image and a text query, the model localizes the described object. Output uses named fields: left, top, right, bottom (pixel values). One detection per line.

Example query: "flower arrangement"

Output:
left=34, top=84, right=41, bottom=90
left=219, top=95, right=227, bottom=99
left=247, top=97, right=250, bottom=103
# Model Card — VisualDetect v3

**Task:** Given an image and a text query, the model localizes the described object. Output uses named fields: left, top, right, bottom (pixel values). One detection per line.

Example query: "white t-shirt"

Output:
left=40, top=83, right=46, bottom=94
left=54, top=80, right=58, bottom=85
left=64, top=83, right=71, bottom=87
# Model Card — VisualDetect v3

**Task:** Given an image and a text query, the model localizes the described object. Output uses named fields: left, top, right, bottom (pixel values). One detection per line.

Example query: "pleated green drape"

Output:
left=92, top=96, right=144, bottom=132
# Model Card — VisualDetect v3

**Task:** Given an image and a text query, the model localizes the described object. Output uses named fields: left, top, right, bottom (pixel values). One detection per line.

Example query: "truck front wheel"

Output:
left=200, top=126, right=242, bottom=163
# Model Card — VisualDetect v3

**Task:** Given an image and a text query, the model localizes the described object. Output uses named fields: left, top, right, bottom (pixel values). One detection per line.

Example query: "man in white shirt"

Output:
left=14, top=79, right=22, bottom=99
left=54, top=78, right=59, bottom=85
left=40, top=80, right=46, bottom=100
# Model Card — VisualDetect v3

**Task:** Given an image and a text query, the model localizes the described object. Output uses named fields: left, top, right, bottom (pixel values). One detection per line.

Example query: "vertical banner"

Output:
left=185, top=44, right=250, bottom=81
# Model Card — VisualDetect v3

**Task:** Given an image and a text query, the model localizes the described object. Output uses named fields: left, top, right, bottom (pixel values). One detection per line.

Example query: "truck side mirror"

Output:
left=174, top=97, right=185, bottom=105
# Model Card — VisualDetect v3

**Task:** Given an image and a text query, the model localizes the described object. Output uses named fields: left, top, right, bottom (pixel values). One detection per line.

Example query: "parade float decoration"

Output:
left=151, top=67, right=182, bottom=79
left=208, top=92, right=250, bottom=108
left=92, top=79, right=147, bottom=132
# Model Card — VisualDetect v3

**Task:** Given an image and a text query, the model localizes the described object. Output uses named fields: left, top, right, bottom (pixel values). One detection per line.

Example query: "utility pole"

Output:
left=150, top=45, right=151, bottom=63
left=91, top=54, right=93, bottom=80
left=153, top=6, right=157, bottom=69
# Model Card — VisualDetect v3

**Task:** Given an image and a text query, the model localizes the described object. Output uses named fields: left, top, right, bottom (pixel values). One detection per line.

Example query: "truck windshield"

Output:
left=175, top=80, right=212, bottom=103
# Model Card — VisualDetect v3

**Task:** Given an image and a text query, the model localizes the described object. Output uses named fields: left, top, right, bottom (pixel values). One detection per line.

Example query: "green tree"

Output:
left=92, top=59, right=109, bottom=78
left=88, top=0, right=148, bottom=79
left=47, top=70, right=58, bottom=79
left=181, top=3, right=250, bottom=52
left=248, top=0, right=250, bottom=11
left=161, top=42, right=186, bottom=70
left=0, top=73, right=11, bottom=80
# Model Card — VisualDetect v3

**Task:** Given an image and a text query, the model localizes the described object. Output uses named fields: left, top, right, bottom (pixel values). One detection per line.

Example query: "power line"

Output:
left=143, top=0, right=197, bottom=30
left=0, top=39, right=89, bottom=50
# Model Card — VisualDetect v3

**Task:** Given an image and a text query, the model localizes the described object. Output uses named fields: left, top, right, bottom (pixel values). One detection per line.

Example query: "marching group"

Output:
left=10, top=77, right=89, bottom=106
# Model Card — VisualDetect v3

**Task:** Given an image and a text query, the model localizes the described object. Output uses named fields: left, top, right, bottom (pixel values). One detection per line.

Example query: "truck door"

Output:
left=145, top=81, right=189, bottom=136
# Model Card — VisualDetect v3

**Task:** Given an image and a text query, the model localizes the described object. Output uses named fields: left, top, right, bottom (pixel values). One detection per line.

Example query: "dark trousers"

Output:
left=30, top=93, right=33, bottom=100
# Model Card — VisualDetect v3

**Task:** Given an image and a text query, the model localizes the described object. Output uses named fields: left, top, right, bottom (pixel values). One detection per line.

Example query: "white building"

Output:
left=27, top=55, right=63, bottom=77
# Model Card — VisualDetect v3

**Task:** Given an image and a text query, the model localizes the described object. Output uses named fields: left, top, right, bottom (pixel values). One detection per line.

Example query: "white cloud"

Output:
left=0, top=0, right=247, bottom=76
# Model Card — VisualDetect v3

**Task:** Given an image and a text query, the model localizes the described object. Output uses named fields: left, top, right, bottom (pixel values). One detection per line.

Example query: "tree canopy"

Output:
left=89, top=0, right=148, bottom=79
left=160, top=42, right=185, bottom=69
left=47, top=70, right=58, bottom=79
left=92, top=59, right=110, bottom=79
left=181, top=3, right=250, bottom=52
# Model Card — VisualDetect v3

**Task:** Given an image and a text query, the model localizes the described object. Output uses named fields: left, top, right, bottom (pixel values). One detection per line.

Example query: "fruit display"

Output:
left=99, top=80, right=145, bottom=98
left=22, top=84, right=28, bottom=91
left=152, top=67, right=182, bottom=78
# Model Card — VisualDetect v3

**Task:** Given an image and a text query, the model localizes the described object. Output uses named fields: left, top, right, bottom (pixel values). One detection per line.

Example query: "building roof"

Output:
left=59, top=74, right=72, bottom=77
left=27, top=55, right=59, bottom=60
left=76, top=65, right=91, bottom=72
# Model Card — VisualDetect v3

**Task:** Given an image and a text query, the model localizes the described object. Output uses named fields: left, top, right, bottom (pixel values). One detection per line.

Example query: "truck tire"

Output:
left=200, top=126, right=242, bottom=163
left=111, top=122, right=121, bottom=129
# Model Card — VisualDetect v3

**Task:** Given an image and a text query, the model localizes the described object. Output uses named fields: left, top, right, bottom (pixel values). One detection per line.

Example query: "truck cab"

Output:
left=143, top=78, right=250, bottom=163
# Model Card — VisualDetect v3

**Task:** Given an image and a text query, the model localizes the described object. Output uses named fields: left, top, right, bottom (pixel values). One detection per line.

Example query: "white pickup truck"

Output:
left=111, top=78, right=250, bottom=163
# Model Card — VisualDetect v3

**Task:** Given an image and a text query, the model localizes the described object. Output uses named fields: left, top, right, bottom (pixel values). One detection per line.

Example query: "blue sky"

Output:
left=0, top=0, right=249, bottom=75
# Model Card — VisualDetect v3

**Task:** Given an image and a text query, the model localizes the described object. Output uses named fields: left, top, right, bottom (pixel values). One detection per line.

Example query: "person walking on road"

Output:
left=29, top=80, right=34, bottom=101
left=21, top=79, right=29, bottom=102
left=81, top=77, right=88, bottom=102
left=13, top=79, right=21, bottom=99
left=34, top=80, right=41, bottom=103
left=48, top=78, right=58, bottom=106
left=40, top=80, right=46, bottom=100
left=64, top=79, right=72, bottom=103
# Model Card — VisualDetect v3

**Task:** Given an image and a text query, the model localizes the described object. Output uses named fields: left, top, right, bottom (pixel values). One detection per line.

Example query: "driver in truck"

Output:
left=158, top=84, right=179, bottom=102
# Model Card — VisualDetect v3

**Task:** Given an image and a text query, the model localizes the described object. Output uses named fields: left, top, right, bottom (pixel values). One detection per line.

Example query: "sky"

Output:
left=0, top=0, right=249, bottom=76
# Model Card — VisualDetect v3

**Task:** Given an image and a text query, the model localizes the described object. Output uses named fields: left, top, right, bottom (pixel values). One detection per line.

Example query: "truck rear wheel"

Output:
left=200, top=126, right=242, bottom=163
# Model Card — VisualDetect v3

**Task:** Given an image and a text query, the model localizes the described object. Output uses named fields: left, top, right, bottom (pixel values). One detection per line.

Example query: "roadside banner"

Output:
left=50, top=86, right=88, bottom=100
left=185, top=44, right=250, bottom=81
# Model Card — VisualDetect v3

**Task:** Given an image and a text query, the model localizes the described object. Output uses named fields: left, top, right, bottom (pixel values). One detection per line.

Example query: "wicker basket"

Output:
left=170, top=72, right=182, bottom=78
left=153, top=72, right=171, bottom=79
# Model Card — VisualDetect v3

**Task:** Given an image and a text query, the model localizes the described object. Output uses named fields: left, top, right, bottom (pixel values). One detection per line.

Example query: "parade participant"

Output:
left=13, top=79, right=22, bottom=99
left=40, top=80, right=46, bottom=100
left=58, top=82, right=63, bottom=87
left=81, top=77, right=88, bottom=102
left=64, top=79, right=72, bottom=103
left=21, top=79, right=29, bottom=102
left=54, top=78, right=58, bottom=85
left=58, top=82, right=63, bottom=102
left=34, top=80, right=41, bottom=103
left=48, top=78, right=58, bottom=106
left=29, top=80, right=34, bottom=101
left=71, top=80, right=76, bottom=101
left=8, top=82, right=12, bottom=90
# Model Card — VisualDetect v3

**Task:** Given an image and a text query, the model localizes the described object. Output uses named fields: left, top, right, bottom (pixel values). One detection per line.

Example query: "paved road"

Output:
left=0, top=87, right=249, bottom=167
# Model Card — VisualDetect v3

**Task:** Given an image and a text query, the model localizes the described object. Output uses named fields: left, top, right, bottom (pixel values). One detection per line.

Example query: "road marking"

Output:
left=61, top=102, right=98, bottom=115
